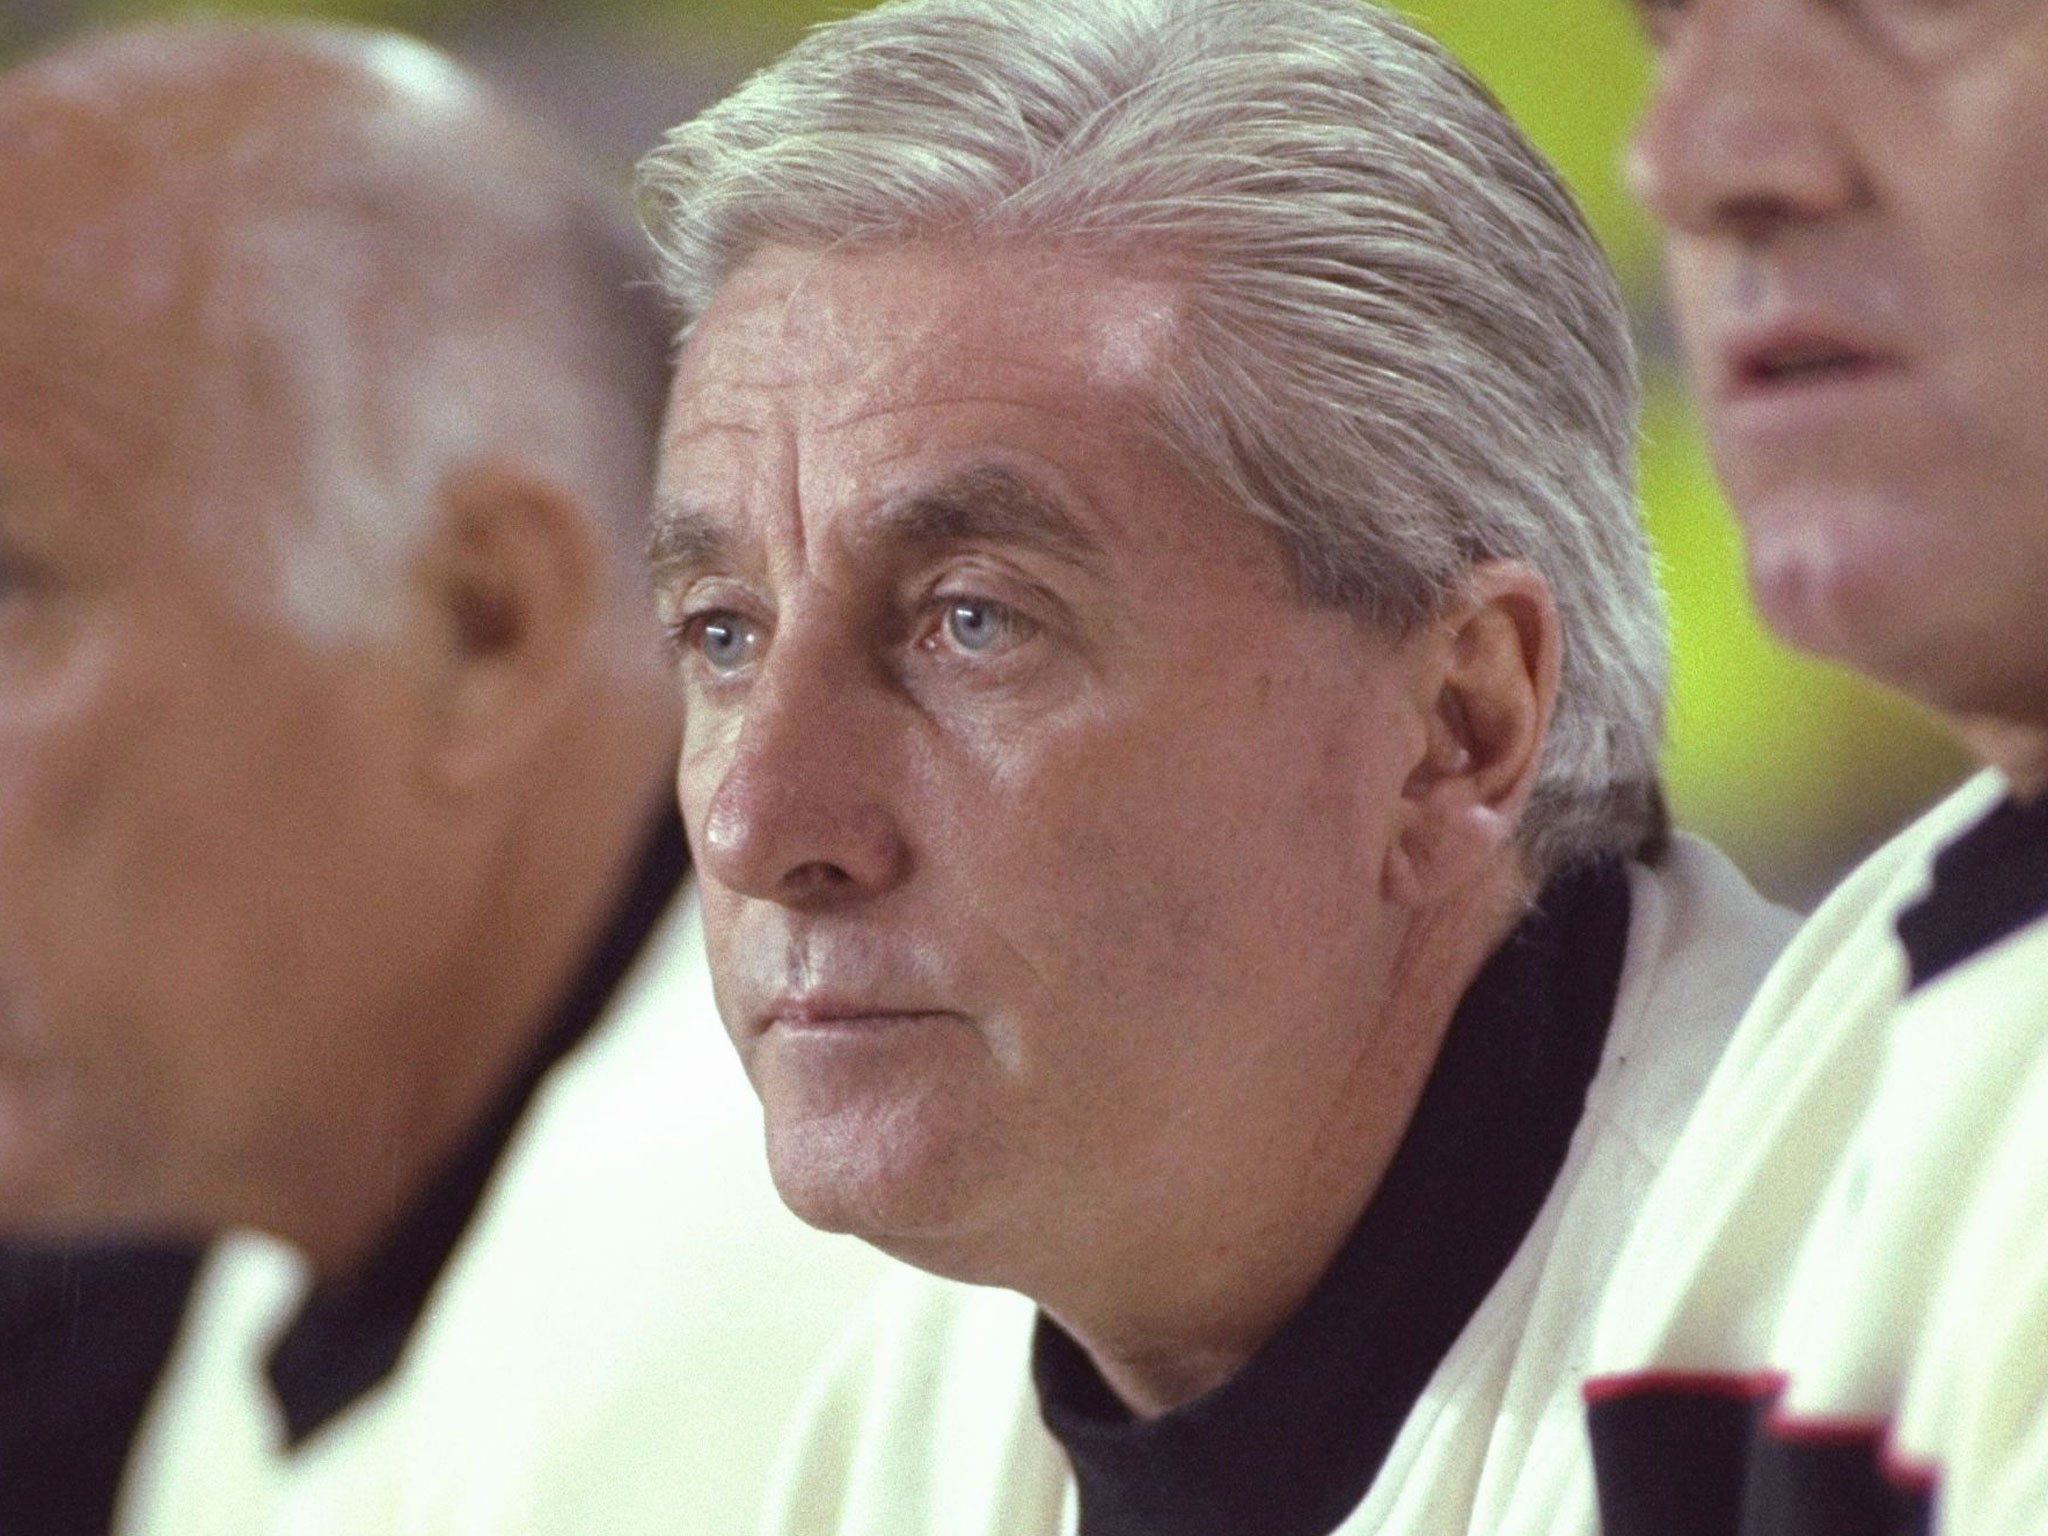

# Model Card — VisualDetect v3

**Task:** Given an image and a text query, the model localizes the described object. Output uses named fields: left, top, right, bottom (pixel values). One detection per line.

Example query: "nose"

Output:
left=689, top=628, right=911, bottom=910
left=1627, top=0, right=1866, bottom=241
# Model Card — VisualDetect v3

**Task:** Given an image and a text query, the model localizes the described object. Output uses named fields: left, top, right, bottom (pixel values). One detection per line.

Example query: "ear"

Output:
left=403, top=464, right=602, bottom=794
left=1383, top=560, right=1560, bottom=906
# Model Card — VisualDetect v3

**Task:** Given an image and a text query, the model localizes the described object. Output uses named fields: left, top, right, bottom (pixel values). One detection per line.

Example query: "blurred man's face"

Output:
left=0, top=146, right=450, bottom=1235
left=658, top=241, right=1432, bottom=1291
left=1631, top=0, right=2048, bottom=724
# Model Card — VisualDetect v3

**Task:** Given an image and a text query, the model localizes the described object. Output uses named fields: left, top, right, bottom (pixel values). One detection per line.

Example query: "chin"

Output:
left=758, top=1094, right=1025, bottom=1294
left=750, top=1012, right=1005, bottom=1230
left=763, top=1099, right=975, bottom=1229
left=0, top=1140, right=135, bottom=1242
left=1740, top=485, right=1938, bottom=685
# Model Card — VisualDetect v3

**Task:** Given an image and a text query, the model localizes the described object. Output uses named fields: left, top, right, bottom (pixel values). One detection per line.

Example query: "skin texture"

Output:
left=0, top=28, right=678, bottom=1277
left=657, top=240, right=1557, bottom=1415
left=1631, top=0, right=2048, bottom=792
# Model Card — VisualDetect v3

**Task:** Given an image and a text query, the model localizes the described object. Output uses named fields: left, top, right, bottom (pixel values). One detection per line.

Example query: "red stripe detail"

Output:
left=1761, top=1408, right=1887, bottom=1445
left=1762, top=1407, right=1942, bottom=1497
left=1581, top=1368, right=1787, bottom=1406
left=1878, top=1443, right=1940, bottom=1498
left=1582, top=1370, right=1943, bottom=1499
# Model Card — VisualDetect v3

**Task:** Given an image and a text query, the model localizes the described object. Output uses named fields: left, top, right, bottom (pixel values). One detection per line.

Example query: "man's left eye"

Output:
left=931, top=597, right=1027, bottom=656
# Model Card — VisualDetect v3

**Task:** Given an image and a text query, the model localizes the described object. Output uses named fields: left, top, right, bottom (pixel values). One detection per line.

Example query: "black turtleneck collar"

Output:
left=1034, top=857, right=1633, bottom=1536
left=1895, top=789, right=2048, bottom=991
left=265, top=804, right=688, bottom=1447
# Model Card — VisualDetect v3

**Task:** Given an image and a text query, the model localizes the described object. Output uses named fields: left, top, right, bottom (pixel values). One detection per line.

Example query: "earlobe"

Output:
left=1385, top=561, right=1559, bottom=904
left=409, top=464, right=601, bottom=793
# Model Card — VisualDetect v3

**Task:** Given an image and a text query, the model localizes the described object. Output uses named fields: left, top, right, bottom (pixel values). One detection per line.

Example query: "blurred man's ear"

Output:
left=1385, top=560, right=1559, bottom=906
left=405, top=464, right=601, bottom=793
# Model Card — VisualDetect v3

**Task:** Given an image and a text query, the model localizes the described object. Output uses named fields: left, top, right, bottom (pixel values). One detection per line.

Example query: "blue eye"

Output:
left=943, top=598, right=1013, bottom=654
left=692, top=611, right=761, bottom=674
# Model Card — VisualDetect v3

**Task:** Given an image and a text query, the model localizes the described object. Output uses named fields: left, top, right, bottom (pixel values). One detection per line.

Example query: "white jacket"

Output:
left=1586, top=773, right=2048, bottom=1536
left=117, top=884, right=892, bottom=1536
left=763, top=835, right=1794, bottom=1536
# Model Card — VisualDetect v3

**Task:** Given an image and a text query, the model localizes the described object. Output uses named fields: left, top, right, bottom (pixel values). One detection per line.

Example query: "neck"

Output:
left=1052, top=870, right=1530, bottom=1419
left=279, top=694, right=680, bottom=1283
left=1954, top=710, right=2048, bottom=803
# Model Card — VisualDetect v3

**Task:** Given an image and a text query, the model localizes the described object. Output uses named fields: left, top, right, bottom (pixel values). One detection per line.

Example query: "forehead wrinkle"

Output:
left=867, top=464, right=1106, bottom=572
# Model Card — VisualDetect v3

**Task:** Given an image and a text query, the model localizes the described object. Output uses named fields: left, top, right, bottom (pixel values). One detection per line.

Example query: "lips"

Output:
left=763, top=1000, right=955, bottom=1031
left=746, top=970, right=965, bottom=1039
left=1715, top=321, right=1906, bottom=403
left=724, top=919, right=966, bottom=1042
left=1742, top=344, right=1873, bottom=387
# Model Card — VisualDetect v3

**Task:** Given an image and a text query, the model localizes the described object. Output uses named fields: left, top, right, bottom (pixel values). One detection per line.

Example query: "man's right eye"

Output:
left=688, top=611, right=763, bottom=675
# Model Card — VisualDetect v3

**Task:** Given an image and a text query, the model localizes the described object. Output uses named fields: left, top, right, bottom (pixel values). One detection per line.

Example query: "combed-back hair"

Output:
left=638, top=0, right=1667, bottom=873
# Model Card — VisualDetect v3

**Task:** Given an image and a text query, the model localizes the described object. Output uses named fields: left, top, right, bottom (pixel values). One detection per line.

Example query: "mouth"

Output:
left=757, top=998, right=961, bottom=1037
left=1744, top=348, right=1874, bottom=388
left=1720, top=329, right=1906, bottom=402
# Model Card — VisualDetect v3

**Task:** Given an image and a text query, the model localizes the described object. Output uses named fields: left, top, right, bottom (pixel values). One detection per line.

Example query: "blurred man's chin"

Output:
left=0, top=1154, right=112, bottom=1238
left=0, top=1081, right=176, bottom=1238
left=0, top=1080, right=65, bottom=1223
left=1739, top=488, right=1942, bottom=679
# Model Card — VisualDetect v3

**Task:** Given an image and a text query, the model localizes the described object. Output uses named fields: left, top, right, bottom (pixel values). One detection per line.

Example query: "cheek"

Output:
left=1661, top=244, right=1722, bottom=393
left=0, top=653, right=145, bottom=991
left=0, top=665, right=187, bottom=1209
left=0, top=633, right=388, bottom=1062
left=951, top=685, right=1396, bottom=1045
left=1927, top=57, right=2048, bottom=402
left=676, top=727, right=725, bottom=851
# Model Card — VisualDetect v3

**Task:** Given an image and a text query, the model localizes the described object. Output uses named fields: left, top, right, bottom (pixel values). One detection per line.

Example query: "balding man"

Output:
left=0, top=22, right=881, bottom=1534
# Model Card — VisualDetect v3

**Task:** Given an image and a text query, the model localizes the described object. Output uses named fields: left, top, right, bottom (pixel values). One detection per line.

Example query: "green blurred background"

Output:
left=0, top=0, right=1972, bottom=905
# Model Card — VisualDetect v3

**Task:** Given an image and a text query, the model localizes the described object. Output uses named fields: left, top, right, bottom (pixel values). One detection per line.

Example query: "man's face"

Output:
left=0, top=167, right=451, bottom=1234
left=1632, top=0, right=2048, bottom=723
left=658, top=241, right=1433, bottom=1289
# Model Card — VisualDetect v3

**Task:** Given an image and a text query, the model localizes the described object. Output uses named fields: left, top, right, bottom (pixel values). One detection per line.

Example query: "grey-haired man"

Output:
left=639, top=1, right=1792, bottom=1531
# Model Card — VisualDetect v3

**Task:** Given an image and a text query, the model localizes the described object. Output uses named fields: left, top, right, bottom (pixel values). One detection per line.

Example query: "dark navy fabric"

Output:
left=1896, top=789, right=2048, bottom=991
left=1037, top=858, right=1634, bottom=1536
left=1587, top=1374, right=1934, bottom=1536
left=0, top=1242, right=202, bottom=1536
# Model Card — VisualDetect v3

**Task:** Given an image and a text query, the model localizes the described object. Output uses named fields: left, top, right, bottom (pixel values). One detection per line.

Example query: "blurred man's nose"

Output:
left=1628, top=0, right=1866, bottom=243
left=695, top=629, right=911, bottom=911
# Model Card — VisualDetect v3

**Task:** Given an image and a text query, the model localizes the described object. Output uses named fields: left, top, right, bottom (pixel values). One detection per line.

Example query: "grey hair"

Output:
left=218, top=32, right=671, bottom=652
left=638, top=0, right=1666, bottom=873
left=19, top=23, right=670, bottom=653
left=214, top=130, right=671, bottom=653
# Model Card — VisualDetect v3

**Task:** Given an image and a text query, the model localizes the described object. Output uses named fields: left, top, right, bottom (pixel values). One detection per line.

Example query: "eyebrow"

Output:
left=648, top=463, right=1105, bottom=586
left=875, top=465, right=1105, bottom=569
left=647, top=504, right=729, bottom=587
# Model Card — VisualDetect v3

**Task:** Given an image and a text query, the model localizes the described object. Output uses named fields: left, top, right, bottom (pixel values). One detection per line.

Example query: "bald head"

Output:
left=0, top=21, right=669, bottom=640
left=0, top=24, right=679, bottom=1264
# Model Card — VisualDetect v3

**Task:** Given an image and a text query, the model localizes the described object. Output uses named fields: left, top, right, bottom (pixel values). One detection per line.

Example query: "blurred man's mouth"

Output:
left=1718, top=321, right=1905, bottom=404
left=1705, top=314, right=1917, bottom=459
